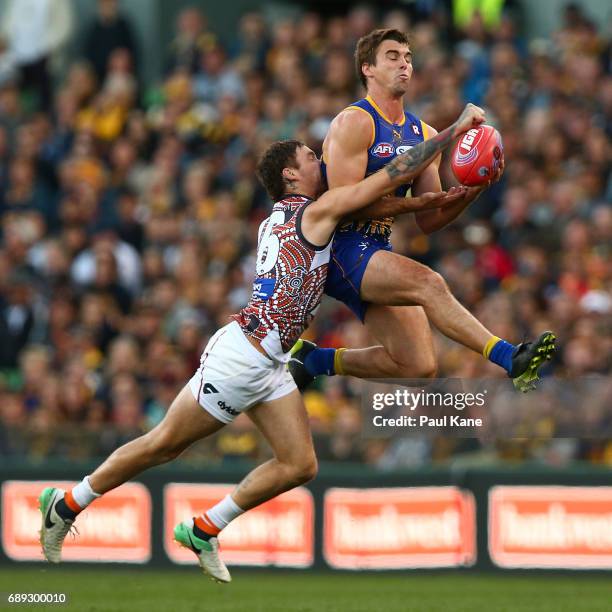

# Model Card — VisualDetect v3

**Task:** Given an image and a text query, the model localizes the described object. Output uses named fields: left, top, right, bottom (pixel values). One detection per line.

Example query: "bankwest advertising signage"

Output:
left=489, top=486, right=612, bottom=569
left=2, top=480, right=151, bottom=563
left=164, top=483, right=314, bottom=567
left=323, top=487, right=476, bottom=569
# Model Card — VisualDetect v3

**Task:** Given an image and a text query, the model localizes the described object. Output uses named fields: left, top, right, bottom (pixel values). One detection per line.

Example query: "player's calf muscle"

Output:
left=89, top=434, right=178, bottom=494
left=89, top=403, right=211, bottom=494
left=232, top=455, right=317, bottom=510
left=363, top=308, right=438, bottom=378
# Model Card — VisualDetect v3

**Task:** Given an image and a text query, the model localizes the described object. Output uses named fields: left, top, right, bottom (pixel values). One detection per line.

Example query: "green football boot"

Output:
left=39, top=487, right=74, bottom=563
left=510, top=331, right=556, bottom=392
left=174, top=519, right=231, bottom=583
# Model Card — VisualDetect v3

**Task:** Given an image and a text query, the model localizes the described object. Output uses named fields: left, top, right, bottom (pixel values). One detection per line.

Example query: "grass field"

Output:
left=1, top=568, right=611, bottom=612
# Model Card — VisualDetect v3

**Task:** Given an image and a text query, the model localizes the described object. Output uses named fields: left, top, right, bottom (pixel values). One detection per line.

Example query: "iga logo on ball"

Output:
left=451, top=125, right=503, bottom=186
left=454, top=128, right=485, bottom=166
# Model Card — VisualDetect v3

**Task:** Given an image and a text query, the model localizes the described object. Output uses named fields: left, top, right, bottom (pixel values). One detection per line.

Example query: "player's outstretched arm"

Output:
left=351, top=187, right=468, bottom=220
left=323, top=108, right=462, bottom=222
left=414, top=157, right=505, bottom=234
left=301, top=104, right=486, bottom=246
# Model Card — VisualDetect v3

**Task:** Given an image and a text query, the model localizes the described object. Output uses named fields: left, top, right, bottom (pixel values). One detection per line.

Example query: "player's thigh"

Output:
left=364, top=303, right=436, bottom=373
left=150, top=384, right=226, bottom=449
left=247, top=389, right=316, bottom=469
left=360, top=249, right=437, bottom=305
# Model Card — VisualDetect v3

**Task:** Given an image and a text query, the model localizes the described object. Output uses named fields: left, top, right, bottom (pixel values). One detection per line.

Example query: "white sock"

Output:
left=205, top=494, right=244, bottom=530
left=71, top=476, right=101, bottom=509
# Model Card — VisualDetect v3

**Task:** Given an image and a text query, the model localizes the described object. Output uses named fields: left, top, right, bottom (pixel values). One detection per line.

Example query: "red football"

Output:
left=451, top=124, right=504, bottom=186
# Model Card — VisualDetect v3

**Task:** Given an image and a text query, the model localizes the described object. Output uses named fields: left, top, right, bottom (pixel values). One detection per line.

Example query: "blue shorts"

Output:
left=324, top=230, right=392, bottom=322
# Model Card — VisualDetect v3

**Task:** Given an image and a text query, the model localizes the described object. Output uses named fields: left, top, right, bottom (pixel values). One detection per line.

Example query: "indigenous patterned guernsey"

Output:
left=233, top=195, right=333, bottom=362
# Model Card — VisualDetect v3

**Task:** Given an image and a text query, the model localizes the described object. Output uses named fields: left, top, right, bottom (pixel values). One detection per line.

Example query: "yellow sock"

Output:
left=334, top=348, right=346, bottom=375
left=483, top=336, right=501, bottom=359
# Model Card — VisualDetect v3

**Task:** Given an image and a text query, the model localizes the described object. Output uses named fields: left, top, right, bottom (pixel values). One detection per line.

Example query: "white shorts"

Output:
left=188, top=321, right=297, bottom=424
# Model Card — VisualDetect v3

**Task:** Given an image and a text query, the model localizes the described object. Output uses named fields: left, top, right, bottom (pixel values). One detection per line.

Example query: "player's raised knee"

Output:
left=416, top=268, right=448, bottom=304
left=299, top=455, right=319, bottom=484
left=393, top=261, right=448, bottom=306
left=385, top=350, right=437, bottom=379
left=290, top=454, right=318, bottom=485
left=427, top=269, right=447, bottom=292
left=416, top=355, right=438, bottom=379
left=393, top=355, right=437, bottom=379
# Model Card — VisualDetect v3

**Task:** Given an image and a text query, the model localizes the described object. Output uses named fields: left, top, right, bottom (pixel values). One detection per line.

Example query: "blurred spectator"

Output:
left=193, top=43, right=245, bottom=105
left=0, top=36, right=17, bottom=88
left=0, top=270, right=35, bottom=368
left=71, top=231, right=142, bottom=296
left=1, top=0, right=73, bottom=111
left=166, top=7, right=215, bottom=75
left=82, top=0, right=138, bottom=85
left=215, top=418, right=262, bottom=463
left=229, top=12, right=268, bottom=73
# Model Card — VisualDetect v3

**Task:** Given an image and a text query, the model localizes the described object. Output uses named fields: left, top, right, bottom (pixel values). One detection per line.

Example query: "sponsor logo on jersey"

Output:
left=372, top=142, right=394, bottom=158
left=395, top=145, right=413, bottom=155
left=217, top=400, right=239, bottom=416
left=253, top=278, right=276, bottom=301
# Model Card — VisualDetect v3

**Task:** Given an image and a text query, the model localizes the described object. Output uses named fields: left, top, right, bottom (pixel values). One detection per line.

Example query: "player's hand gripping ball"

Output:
left=451, top=125, right=503, bottom=186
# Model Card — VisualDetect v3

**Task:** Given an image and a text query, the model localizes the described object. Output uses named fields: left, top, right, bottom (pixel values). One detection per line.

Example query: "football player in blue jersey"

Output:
left=290, top=29, right=555, bottom=392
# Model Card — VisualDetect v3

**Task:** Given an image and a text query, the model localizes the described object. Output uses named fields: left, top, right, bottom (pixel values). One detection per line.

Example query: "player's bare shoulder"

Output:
left=323, top=107, right=373, bottom=188
left=324, top=107, right=373, bottom=155
left=424, top=122, right=438, bottom=138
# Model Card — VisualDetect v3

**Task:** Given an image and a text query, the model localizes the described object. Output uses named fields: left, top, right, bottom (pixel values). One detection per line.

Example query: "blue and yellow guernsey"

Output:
left=322, top=95, right=429, bottom=241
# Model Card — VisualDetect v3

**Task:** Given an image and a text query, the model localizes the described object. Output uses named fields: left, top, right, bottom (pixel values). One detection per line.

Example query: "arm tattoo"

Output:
left=386, top=125, right=456, bottom=181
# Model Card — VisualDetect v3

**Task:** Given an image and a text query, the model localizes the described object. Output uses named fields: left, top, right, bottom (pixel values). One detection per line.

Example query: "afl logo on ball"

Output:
left=372, top=143, right=394, bottom=157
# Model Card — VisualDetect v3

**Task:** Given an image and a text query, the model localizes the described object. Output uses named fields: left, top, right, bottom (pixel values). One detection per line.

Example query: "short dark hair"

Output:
left=256, top=139, right=303, bottom=202
left=355, top=29, right=410, bottom=89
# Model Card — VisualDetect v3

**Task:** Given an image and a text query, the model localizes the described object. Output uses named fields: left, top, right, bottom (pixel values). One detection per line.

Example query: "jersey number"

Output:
left=256, top=210, right=285, bottom=275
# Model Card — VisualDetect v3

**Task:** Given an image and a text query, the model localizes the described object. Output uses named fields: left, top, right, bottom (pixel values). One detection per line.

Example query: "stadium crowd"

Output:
left=0, top=1, right=610, bottom=468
